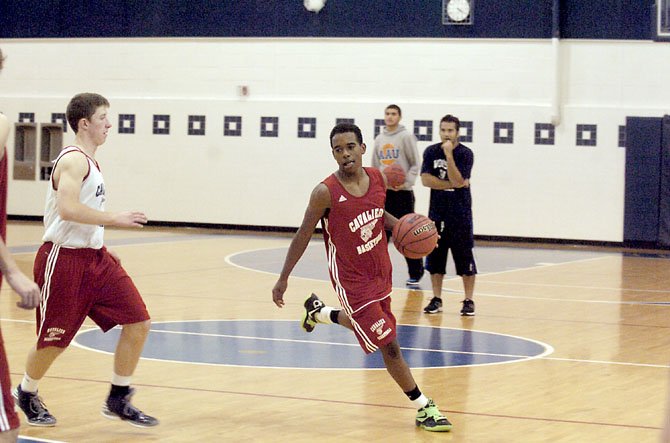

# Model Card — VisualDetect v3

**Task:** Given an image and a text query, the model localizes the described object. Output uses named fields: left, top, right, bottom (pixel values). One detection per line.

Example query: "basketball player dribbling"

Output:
left=271, top=122, right=452, bottom=432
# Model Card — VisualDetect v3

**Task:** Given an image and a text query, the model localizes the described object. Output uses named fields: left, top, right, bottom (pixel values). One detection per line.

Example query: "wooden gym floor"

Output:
left=1, top=221, right=669, bottom=442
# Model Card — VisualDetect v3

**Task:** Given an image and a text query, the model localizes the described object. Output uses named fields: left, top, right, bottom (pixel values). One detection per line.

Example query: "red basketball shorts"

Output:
left=349, top=296, right=397, bottom=354
left=33, top=242, right=150, bottom=349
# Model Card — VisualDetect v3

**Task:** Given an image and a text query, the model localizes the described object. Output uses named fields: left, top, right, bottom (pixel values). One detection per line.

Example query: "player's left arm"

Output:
left=445, top=144, right=474, bottom=189
left=384, top=211, right=399, bottom=231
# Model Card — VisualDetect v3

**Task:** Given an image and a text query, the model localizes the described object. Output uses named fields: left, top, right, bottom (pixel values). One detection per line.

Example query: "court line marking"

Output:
left=70, top=330, right=548, bottom=371
left=473, top=279, right=670, bottom=294
left=461, top=289, right=670, bottom=306
left=226, top=246, right=670, bottom=304
left=18, top=437, right=66, bottom=443
left=224, top=244, right=606, bottom=284
left=5, top=232, right=242, bottom=256
left=5, top=235, right=665, bottom=433
left=6, top=373, right=660, bottom=432
left=6, top=319, right=665, bottom=430
left=64, top=319, right=670, bottom=369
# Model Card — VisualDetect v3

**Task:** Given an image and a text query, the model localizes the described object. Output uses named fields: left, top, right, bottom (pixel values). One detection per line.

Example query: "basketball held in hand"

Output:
left=392, top=213, right=438, bottom=259
left=383, top=163, right=406, bottom=188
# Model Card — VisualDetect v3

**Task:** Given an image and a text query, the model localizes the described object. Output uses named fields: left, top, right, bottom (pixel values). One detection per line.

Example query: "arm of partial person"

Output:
left=272, top=184, right=329, bottom=308
left=55, top=154, right=147, bottom=228
left=0, top=240, right=40, bottom=309
left=421, top=173, right=469, bottom=190
left=0, top=114, right=9, bottom=161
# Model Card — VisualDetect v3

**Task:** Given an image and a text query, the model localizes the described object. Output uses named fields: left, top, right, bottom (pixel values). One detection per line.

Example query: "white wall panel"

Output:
left=0, top=38, right=665, bottom=242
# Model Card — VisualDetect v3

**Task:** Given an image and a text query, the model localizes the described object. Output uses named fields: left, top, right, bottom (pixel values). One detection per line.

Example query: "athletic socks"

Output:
left=315, top=307, right=341, bottom=324
left=405, top=385, right=430, bottom=409
left=20, top=373, right=40, bottom=393
left=111, top=373, right=132, bottom=387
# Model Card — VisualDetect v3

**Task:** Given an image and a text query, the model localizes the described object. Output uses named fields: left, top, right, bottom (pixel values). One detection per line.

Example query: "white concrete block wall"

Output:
left=0, top=38, right=667, bottom=241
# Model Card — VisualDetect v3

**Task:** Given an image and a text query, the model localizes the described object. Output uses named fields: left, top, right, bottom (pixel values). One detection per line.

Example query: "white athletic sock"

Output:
left=412, top=394, right=430, bottom=409
left=111, top=373, right=132, bottom=387
left=314, top=307, right=334, bottom=324
left=20, top=373, right=40, bottom=393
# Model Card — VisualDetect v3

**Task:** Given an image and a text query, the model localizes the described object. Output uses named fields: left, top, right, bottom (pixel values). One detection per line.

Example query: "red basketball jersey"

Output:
left=321, top=167, right=393, bottom=315
left=0, top=147, right=6, bottom=241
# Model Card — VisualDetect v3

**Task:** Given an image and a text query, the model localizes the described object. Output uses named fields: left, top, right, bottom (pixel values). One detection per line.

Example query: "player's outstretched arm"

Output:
left=272, top=184, right=329, bottom=308
left=55, top=153, right=147, bottom=228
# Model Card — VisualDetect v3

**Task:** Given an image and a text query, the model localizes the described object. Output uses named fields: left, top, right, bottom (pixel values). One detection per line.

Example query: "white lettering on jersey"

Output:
left=348, top=208, right=385, bottom=233
left=356, top=231, right=383, bottom=255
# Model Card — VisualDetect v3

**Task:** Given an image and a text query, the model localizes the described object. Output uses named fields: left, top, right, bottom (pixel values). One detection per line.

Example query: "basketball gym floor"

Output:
left=2, top=221, right=669, bottom=442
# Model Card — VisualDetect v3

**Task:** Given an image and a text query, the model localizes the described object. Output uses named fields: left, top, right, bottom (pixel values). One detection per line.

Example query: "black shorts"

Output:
left=425, top=221, right=477, bottom=276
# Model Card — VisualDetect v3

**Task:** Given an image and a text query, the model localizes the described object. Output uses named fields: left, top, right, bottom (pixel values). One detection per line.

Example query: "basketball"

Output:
left=392, top=213, right=438, bottom=259
left=383, top=163, right=406, bottom=188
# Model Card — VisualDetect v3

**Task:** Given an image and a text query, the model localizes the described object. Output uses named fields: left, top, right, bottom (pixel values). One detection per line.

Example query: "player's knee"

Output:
left=123, top=319, right=151, bottom=340
left=381, top=340, right=401, bottom=360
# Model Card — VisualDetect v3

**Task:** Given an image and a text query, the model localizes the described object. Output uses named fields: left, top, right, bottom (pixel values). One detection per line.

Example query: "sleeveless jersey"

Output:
left=43, top=146, right=105, bottom=249
left=321, top=167, right=392, bottom=315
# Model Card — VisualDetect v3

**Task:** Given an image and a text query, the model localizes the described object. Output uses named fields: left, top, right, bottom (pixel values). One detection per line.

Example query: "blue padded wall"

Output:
left=660, top=115, right=670, bottom=247
left=623, top=117, right=663, bottom=245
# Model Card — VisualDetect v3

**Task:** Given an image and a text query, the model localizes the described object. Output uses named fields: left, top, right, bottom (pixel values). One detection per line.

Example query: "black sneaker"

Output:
left=301, top=293, right=324, bottom=333
left=460, top=299, right=475, bottom=316
left=12, top=385, right=57, bottom=427
left=101, top=387, right=159, bottom=428
left=423, top=297, right=443, bottom=314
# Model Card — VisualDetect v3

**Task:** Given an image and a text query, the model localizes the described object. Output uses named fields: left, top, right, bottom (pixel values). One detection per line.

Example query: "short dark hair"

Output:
left=386, top=104, right=401, bottom=117
left=0, top=48, right=5, bottom=72
left=66, top=93, right=110, bottom=133
left=329, top=123, right=363, bottom=147
left=440, top=114, right=460, bottom=131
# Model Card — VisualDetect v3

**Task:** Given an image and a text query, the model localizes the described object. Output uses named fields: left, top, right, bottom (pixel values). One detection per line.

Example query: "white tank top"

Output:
left=42, top=146, right=105, bottom=249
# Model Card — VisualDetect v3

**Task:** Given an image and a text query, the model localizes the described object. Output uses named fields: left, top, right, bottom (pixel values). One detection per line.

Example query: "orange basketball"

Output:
left=383, top=163, right=406, bottom=188
left=392, top=213, right=438, bottom=259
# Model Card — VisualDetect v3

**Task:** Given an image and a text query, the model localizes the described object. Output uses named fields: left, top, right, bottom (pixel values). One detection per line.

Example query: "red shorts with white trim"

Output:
left=33, top=242, right=150, bottom=349
left=0, top=329, right=20, bottom=432
left=349, top=296, right=397, bottom=354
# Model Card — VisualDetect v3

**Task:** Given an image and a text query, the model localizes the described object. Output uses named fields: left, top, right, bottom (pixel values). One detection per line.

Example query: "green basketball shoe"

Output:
left=415, top=398, right=452, bottom=432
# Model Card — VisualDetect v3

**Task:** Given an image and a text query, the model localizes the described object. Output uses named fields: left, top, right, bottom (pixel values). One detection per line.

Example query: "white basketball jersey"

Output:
left=42, top=146, right=105, bottom=249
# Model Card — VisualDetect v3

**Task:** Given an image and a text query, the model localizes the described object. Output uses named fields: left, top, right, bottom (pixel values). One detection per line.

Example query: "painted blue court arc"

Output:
left=18, top=436, right=64, bottom=443
left=74, top=320, right=551, bottom=369
left=228, top=241, right=613, bottom=288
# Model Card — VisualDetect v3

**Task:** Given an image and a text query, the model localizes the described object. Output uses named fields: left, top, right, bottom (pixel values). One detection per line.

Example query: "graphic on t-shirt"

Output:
left=378, top=143, right=399, bottom=166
